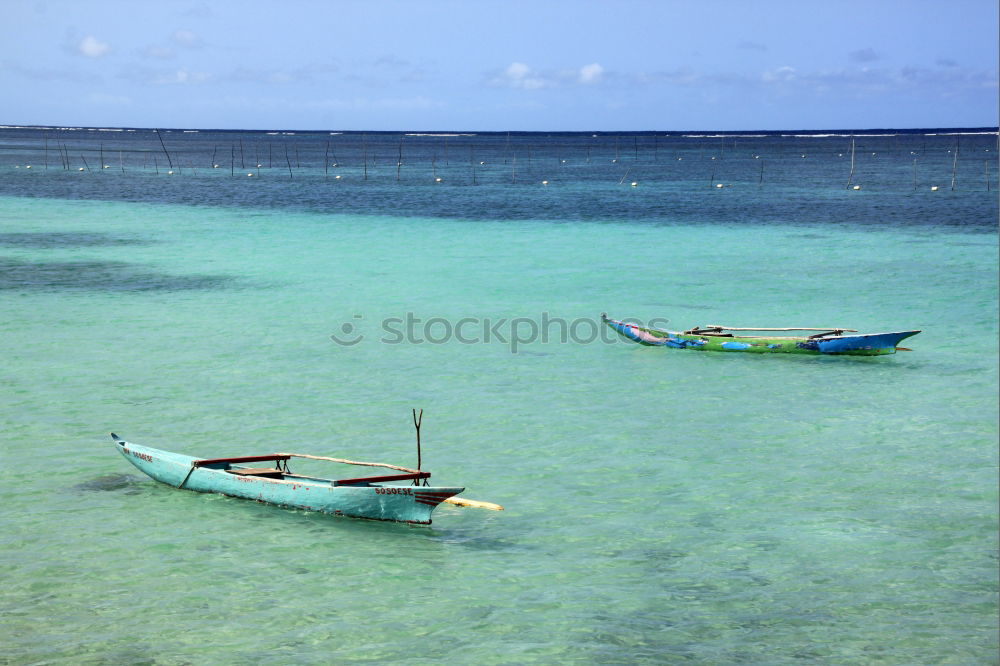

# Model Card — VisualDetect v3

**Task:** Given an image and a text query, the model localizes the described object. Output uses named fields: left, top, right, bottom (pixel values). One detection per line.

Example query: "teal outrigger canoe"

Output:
left=111, top=433, right=483, bottom=524
left=602, top=314, right=920, bottom=356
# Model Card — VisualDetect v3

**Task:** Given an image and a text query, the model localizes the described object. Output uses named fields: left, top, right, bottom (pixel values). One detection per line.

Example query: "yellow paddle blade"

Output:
left=443, top=497, right=504, bottom=511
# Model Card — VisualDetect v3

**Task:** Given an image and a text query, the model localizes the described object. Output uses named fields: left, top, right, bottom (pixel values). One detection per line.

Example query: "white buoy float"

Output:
left=716, top=183, right=724, bottom=188
left=541, top=180, right=548, bottom=185
left=435, top=177, right=442, bottom=182
left=852, top=185, right=861, bottom=190
left=930, top=185, right=939, bottom=191
left=630, top=182, right=638, bottom=187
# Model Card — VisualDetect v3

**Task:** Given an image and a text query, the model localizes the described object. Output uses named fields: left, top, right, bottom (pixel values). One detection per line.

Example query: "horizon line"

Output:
left=2, top=123, right=998, bottom=137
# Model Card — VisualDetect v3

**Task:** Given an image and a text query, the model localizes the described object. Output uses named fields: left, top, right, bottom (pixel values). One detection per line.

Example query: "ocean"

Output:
left=1, top=126, right=997, bottom=664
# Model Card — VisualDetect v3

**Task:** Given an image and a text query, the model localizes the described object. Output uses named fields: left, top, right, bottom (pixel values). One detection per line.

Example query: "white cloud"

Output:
left=579, top=63, right=604, bottom=84
left=78, top=36, right=110, bottom=58
left=151, top=68, right=212, bottom=85
left=492, top=62, right=610, bottom=89
left=762, top=66, right=796, bottom=83
left=494, top=62, right=548, bottom=90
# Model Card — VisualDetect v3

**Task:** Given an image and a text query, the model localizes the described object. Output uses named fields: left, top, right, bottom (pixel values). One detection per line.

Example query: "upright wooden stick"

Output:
left=846, top=137, right=856, bottom=189
left=396, top=138, right=402, bottom=182
left=951, top=141, right=959, bottom=191
left=413, top=408, right=423, bottom=473
left=155, top=129, right=173, bottom=169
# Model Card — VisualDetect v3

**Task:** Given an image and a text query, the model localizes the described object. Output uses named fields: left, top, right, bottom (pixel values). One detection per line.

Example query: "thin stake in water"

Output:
left=951, top=140, right=959, bottom=191
left=155, top=129, right=173, bottom=169
left=846, top=137, right=856, bottom=189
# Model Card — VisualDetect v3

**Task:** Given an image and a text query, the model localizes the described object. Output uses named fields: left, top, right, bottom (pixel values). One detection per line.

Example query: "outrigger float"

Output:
left=602, top=314, right=920, bottom=356
left=112, top=411, right=501, bottom=525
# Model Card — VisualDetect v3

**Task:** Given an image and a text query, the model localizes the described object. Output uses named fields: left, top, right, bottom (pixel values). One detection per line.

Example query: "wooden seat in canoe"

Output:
left=227, top=467, right=285, bottom=477
left=334, top=471, right=431, bottom=486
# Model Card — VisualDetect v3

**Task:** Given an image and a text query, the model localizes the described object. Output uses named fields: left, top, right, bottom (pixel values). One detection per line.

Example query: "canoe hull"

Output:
left=603, top=317, right=920, bottom=356
left=114, top=437, right=462, bottom=525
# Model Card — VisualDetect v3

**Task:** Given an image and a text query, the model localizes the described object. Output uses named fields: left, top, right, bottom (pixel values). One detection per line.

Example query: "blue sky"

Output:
left=2, top=0, right=997, bottom=131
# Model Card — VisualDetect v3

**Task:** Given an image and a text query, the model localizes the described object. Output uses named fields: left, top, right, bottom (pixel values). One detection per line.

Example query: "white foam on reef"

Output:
left=927, top=131, right=999, bottom=136
left=183, top=130, right=199, bottom=133
left=787, top=133, right=857, bottom=138
left=405, top=133, right=477, bottom=137
left=782, top=133, right=891, bottom=138
left=682, top=134, right=768, bottom=138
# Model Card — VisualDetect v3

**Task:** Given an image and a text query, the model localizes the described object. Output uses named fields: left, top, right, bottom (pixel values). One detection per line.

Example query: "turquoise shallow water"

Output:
left=0, top=129, right=997, bottom=664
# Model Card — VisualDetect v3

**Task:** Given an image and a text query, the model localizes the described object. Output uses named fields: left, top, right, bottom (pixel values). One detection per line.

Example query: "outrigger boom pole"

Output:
left=413, top=408, right=423, bottom=485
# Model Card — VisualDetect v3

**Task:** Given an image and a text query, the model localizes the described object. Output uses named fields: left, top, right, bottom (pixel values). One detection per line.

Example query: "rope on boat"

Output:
left=703, top=325, right=858, bottom=332
left=273, top=453, right=421, bottom=474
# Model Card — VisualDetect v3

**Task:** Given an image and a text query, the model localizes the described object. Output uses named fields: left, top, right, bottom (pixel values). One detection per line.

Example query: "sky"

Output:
left=2, top=0, right=997, bottom=132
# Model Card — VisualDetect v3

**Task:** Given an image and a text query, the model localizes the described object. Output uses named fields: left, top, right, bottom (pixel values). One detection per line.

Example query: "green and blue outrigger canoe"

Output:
left=602, top=314, right=920, bottom=356
left=111, top=433, right=480, bottom=524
